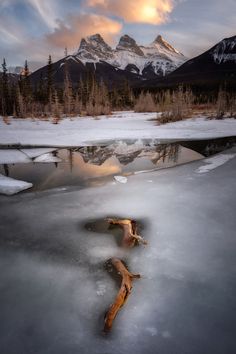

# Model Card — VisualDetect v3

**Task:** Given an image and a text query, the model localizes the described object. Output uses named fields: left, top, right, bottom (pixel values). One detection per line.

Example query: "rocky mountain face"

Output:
left=29, top=34, right=236, bottom=90
left=29, top=33, right=186, bottom=88
left=212, top=36, right=236, bottom=64
left=140, top=35, right=236, bottom=89
left=77, top=34, right=114, bottom=62
left=75, top=33, right=187, bottom=78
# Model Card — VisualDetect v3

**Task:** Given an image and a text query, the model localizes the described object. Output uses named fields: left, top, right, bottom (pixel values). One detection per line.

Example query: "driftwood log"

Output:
left=106, top=218, right=147, bottom=248
left=104, top=258, right=141, bottom=333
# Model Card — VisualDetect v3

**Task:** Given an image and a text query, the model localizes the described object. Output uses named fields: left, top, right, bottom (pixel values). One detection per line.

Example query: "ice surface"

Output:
left=196, top=152, right=236, bottom=173
left=33, top=152, right=62, bottom=163
left=0, top=147, right=236, bottom=353
left=0, top=148, right=57, bottom=164
left=1, top=112, right=236, bottom=147
left=20, top=148, right=56, bottom=158
left=0, top=173, right=33, bottom=195
left=0, top=149, right=31, bottom=164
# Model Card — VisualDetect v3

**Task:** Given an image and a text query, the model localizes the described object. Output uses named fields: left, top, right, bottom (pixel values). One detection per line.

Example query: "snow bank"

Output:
left=0, top=112, right=236, bottom=147
left=0, top=174, right=32, bottom=195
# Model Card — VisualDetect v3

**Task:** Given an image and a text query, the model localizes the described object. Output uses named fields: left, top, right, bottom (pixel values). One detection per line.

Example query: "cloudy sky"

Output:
left=0, top=0, right=235, bottom=70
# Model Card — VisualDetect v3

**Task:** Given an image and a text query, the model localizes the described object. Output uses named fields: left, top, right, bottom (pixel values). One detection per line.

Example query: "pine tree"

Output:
left=63, top=60, right=73, bottom=116
left=21, top=60, right=32, bottom=116
left=16, top=84, right=24, bottom=118
left=1, top=58, right=10, bottom=116
left=216, top=88, right=227, bottom=119
left=38, top=72, right=47, bottom=104
left=52, top=89, right=61, bottom=123
left=47, top=55, right=53, bottom=107
left=120, top=79, right=134, bottom=108
left=74, top=92, right=82, bottom=115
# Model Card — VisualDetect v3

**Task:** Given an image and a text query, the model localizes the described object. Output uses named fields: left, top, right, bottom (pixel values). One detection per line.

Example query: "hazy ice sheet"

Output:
left=0, top=148, right=236, bottom=353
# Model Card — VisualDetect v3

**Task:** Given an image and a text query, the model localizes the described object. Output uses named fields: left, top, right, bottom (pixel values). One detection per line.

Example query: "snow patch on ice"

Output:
left=114, top=175, right=128, bottom=184
left=0, top=174, right=33, bottom=195
left=196, top=153, right=236, bottom=174
left=20, top=148, right=56, bottom=159
left=33, top=153, right=62, bottom=163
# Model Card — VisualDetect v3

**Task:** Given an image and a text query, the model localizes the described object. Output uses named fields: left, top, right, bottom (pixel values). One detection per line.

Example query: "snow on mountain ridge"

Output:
left=116, top=35, right=145, bottom=56
left=75, top=33, right=187, bottom=77
left=76, top=33, right=114, bottom=63
left=151, top=35, right=182, bottom=55
left=212, top=36, right=236, bottom=64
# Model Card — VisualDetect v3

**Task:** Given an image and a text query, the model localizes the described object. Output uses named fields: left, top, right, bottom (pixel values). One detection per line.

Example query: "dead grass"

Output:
left=2, top=116, right=10, bottom=125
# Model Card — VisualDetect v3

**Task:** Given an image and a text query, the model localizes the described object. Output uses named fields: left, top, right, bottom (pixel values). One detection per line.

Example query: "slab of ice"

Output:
left=33, top=153, right=62, bottom=163
left=0, top=148, right=58, bottom=164
left=196, top=153, right=236, bottom=173
left=0, top=149, right=31, bottom=164
left=0, top=174, right=33, bottom=195
left=20, top=148, right=56, bottom=158
left=114, top=175, right=128, bottom=183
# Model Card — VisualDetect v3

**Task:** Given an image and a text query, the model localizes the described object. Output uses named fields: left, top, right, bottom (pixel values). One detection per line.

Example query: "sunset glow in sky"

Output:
left=0, top=0, right=235, bottom=69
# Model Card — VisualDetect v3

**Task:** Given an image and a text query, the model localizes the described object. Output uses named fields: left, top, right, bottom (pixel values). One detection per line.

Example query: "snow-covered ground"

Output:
left=0, top=112, right=236, bottom=147
left=0, top=148, right=236, bottom=354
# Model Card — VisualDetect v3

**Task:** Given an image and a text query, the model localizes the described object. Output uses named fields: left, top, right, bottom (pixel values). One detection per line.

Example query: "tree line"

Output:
left=0, top=57, right=135, bottom=120
left=0, top=57, right=235, bottom=121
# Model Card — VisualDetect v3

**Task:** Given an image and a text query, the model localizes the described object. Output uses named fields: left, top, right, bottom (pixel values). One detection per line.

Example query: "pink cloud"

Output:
left=47, top=13, right=122, bottom=49
left=87, top=0, right=175, bottom=25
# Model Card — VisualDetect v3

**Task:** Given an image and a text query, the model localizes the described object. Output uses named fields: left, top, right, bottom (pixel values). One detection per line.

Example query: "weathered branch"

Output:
left=104, top=258, right=140, bottom=333
left=106, top=218, right=147, bottom=248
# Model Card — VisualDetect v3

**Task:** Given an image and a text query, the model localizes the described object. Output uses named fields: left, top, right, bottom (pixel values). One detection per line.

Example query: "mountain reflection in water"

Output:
left=0, top=143, right=203, bottom=192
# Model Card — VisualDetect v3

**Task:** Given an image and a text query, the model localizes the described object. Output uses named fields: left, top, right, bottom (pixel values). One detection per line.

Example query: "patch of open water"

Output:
left=0, top=137, right=235, bottom=193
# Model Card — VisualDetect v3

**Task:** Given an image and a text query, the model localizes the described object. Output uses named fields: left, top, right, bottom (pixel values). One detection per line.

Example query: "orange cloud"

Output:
left=87, top=0, right=175, bottom=24
left=47, top=13, right=122, bottom=49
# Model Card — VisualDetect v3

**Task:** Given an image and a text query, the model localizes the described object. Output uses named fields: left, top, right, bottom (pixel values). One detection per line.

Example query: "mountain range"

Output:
left=30, top=34, right=186, bottom=88
left=142, top=35, right=236, bottom=89
left=76, top=33, right=186, bottom=78
left=29, top=34, right=236, bottom=90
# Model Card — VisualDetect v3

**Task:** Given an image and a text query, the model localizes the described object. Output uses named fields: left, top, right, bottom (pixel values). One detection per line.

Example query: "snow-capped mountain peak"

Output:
left=116, top=35, right=144, bottom=56
left=76, top=33, right=113, bottom=62
left=75, top=32, right=187, bottom=77
left=151, top=35, right=182, bottom=55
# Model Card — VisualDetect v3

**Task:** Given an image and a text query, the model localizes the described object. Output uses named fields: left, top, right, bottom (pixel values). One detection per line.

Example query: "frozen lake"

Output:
left=0, top=140, right=236, bottom=354
left=1, top=137, right=235, bottom=193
